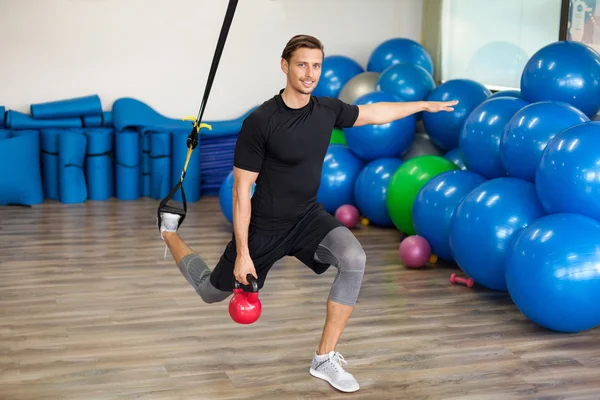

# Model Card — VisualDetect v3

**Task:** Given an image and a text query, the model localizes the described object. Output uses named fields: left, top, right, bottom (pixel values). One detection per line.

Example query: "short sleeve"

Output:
left=318, top=97, right=359, bottom=128
left=233, top=114, right=266, bottom=173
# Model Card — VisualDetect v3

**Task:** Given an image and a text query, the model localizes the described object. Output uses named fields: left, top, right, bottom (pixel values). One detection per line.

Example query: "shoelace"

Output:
left=330, top=352, right=347, bottom=370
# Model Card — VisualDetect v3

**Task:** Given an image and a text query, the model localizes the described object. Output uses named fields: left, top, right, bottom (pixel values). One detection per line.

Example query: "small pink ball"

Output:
left=399, top=235, right=432, bottom=268
left=335, top=204, right=360, bottom=228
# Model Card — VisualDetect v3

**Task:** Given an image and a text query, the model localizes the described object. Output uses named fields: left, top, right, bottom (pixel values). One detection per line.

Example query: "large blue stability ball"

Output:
left=449, top=177, right=546, bottom=291
left=500, top=101, right=589, bottom=182
left=219, top=170, right=256, bottom=224
left=317, top=144, right=364, bottom=213
left=520, top=41, right=600, bottom=118
left=506, top=213, right=600, bottom=333
left=313, top=55, right=364, bottom=98
left=460, top=97, right=529, bottom=179
left=354, top=157, right=403, bottom=227
left=376, top=63, right=435, bottom=102
left=536, top=121, right=600, bottom=220
left=443, top=148, right=466, bottom=170
left=367, top=38, right=434, bottom=75
left=413, top=169, right=486, bottom=261
left=343, top=91, right=416, bottom=161
left=488, top=89, right=522, bottom=100
left=422, top=79, right=491, bottom=150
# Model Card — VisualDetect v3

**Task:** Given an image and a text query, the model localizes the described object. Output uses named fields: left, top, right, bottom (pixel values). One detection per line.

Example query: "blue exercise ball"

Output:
left=317, top=144, right=364, bottom=213
left=449, top=177, right=546, bottom=291
left=354, top=157, right=403, bottom=227
left=489, top=89, right=522, bottom=99
left=219, top=170, right=256, bottom=224
left=413, top=170, right=486, bottom=261
left=500, top=101, right=589, bottom=182
left=536, top=121, right=600, bottom=220
left=367, top=38, right=433, bottom=75
left=520, top=41, right=600, bottom=118
left=460, top=97, right=529, bottom=179
left=506, top=213, right=600, bottom=333
left=443, top=148, right=466, bottom=170
left=343, top=91, right=416, bottom=161
left=376, top=63, right=435, bottom=102
left=422, top=79, right=492, bottom=150
left=313, top=55, right=364, bottom=98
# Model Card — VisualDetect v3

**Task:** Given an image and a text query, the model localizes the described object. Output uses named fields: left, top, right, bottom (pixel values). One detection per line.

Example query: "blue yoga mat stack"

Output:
left=0, top=94, right=256, bottom=206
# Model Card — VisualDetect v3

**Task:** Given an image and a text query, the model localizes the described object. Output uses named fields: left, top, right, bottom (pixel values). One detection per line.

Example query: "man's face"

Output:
left=282, top=47, right=323, bottom=95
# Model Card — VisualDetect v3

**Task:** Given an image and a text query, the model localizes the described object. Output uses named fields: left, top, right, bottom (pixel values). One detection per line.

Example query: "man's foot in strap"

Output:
left=158, top=212, right=181, bottom=240
left=309, top=351, right=359, bottom=393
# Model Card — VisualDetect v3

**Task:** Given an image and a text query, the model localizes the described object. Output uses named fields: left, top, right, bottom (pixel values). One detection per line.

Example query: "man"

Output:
left=158, top=34, right=457, bottom=393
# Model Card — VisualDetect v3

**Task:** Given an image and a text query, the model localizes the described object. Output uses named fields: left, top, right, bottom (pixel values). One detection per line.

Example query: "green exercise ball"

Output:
left=386, top=155, right=459, bottom=234
left=330, top=128, right=346, bottom=145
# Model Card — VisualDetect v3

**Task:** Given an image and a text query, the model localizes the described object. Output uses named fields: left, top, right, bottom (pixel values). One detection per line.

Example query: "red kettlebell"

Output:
left=229, top=273, right=262, bottom=324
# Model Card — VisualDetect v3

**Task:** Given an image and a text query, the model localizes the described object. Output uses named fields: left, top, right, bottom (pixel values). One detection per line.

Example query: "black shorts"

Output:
left=210, top=203, right=343, bottom=292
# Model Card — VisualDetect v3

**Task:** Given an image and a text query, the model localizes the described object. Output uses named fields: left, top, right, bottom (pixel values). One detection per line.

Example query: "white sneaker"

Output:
left=159, top=212, right=181, bottom=239
left=309, top=351, right=359, bottom=393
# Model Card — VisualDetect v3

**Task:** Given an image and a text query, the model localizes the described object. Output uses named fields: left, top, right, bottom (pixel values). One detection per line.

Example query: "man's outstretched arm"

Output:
left=353, top=100, right=458, bottom=127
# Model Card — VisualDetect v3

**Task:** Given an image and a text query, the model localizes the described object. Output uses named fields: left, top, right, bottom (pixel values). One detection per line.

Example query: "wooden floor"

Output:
left=1, top=196, right=600, bottom=400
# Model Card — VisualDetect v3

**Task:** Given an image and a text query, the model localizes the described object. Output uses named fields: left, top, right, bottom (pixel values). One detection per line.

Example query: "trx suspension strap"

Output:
left=157, top=0, right=239, bottom=229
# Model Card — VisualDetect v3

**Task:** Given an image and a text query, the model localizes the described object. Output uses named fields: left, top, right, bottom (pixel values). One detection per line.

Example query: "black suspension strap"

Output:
left=157, top=0, right=239, bottom=229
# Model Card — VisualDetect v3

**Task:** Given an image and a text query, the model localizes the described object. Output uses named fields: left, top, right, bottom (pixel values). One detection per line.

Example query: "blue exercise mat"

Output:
left=59, top=131, right=88, bottom=203
left=150, top=132, right=172, bottom=199
left=112, top=97, right=255, bottom=136
left=0, top=130, right=44, bottom=206
left=85, top=128, right=114, bottom=201
left=31, top=94, right=102, bottom=119
left=171, top=130, right=201, bottom=202
left=40, top=129, right=63, bottom=200
left=0, top=129, right=9, bottom=140
left=139, top=133, right=151, bottom=197
left=115, top=129, right=140, bottom=200
left=83, top=112, right=113, bottom=128
left=5, top=110, right=83, bottom=129
left=0, top=107, right=5, bottom=127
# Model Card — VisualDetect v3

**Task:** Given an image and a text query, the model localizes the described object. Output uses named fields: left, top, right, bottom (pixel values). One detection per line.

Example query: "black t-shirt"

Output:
left=233, top=89, right=359, bottom=232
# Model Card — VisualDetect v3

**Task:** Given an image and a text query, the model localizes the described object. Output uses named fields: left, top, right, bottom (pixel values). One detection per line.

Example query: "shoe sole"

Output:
left=309, top=367, right=359, bottom=393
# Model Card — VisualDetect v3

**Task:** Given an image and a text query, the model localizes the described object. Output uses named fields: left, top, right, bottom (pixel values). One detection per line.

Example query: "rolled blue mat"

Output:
left=0, top=107, right=5, bottom=127
left=40, top=129, right=63, bottom=200
left=150, top=132, right=172, bottom=199
left=0, top=130, right=43, bottom=206
left=115, top=129, right=140, bottom=200
left=112, top=97, right=256, bottom=136
left=83, top=112, right=113, bottom=128
left=85, top=128, right=114, bottom=201
left=5, top=110, right=82, bottom=129
left=31, top=94, right=102, bottom=119
left=139, top=133, right=151, bottom=197
left=171, top=130, right=201, bottom=202
left=58, top=131, right=88, bottom=203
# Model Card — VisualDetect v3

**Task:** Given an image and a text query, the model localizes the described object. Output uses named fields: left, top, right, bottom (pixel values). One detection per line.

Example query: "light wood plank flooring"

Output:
left=1, top=197, right=600, bottom=399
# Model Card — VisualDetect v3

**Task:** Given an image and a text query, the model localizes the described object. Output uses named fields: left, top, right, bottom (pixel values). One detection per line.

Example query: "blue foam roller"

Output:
left=85, top=128, right=114, bottom=200
left=150, top=132, right=172, bottom=199
left=83, top=112, right=113, bottom=128
left=171, top=130, right=201, bottom=202
left=0, top=130, right=43, bottom=205
left=5, top=110, right=82, bottom=129
left=140, top=133, right=151, bottom=197
left=115, top=129, right=140, bottom=200
left=40, top=129, right=62, bottom=199
left=31, top=94, right=102, bottom=119
left=58, top=131, right=88, bottom=203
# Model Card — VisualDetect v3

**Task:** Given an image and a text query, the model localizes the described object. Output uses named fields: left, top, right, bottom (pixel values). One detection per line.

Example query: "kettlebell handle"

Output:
left=233, top=273, right=258, bottom=293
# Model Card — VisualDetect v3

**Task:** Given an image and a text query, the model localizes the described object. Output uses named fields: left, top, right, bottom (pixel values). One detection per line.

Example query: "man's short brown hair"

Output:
left=281, top=34, right=324, bottom=62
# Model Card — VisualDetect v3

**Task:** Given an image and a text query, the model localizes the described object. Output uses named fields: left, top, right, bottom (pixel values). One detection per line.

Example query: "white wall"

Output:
left=0, top=0, right=423, bottom=121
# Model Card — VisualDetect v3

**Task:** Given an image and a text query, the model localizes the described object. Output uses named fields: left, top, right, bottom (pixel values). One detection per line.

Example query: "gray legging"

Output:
left=177, top=226, right=366, bottom=306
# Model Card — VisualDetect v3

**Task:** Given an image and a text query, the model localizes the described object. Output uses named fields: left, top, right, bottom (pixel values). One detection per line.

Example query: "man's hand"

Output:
left=423, top=100, right=459, bottom=113
left=234, top=253, right=257, bottom=286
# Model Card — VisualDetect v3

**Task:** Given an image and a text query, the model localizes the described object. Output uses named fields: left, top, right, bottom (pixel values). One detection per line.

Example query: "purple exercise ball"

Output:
left=399, top=235, right=432, bottom=268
